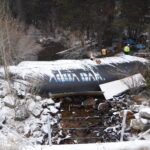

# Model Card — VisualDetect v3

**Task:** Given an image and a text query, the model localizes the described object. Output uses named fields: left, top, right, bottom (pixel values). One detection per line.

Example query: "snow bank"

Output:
left=39, top=140, right=150, bottom=150
left=2, top=140, right=149, bottom=150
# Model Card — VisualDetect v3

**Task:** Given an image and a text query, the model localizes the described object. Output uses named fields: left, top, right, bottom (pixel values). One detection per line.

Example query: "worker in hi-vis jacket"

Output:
left=123, top=44, right=130, bottom=54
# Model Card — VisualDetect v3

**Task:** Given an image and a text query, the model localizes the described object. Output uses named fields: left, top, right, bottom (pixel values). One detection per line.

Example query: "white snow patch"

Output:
left=48, top=106, right=58, bottom=114
left=4, top=55, right=147, bottom=79
left=22, top=140, right=150, bottom=150
left=140, top=108, right=150, bottom=119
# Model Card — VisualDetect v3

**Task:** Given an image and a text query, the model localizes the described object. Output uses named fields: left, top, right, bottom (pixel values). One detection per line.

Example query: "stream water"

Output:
left=51, top=95, right=126, bottom=144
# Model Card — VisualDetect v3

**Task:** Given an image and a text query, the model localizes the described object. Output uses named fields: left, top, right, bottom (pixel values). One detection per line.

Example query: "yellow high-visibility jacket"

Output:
left=123, top=46, right=130, bottom=52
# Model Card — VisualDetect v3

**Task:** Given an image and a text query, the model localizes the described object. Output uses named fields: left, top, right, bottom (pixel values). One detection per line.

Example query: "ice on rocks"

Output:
left=3, top=95, right=15, bottom=108
left=139, top=108, right=150, bottom=119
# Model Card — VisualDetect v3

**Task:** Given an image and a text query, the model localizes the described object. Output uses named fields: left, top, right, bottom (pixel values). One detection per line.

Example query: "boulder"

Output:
left=42, top=98, right=54, bottom=108
left=31, top=104, right=42, bottom=117
left=28, top=100, right=36, bottom=112
left=97, top=102, right=110, bottom=113
left=36, top=136, right=44, bottom=144
left=48, top=106, right=58, bottom=114
left=0, top=106, right=15, bottom=121
left=42, top=108, right=51, bottom=115
left=33, top=131, right=43, bottom=138
left=13, top=80, right=28, bottom=97
left=3, top=95, right=15, bottom=108
left=15, top=105, right=29, bottom=121
left=130, top=105, right=146, bottom=113
left=16, top=126, right=24, bottom=134
left=130, top=118, right=150, bottom=131
left=25, top=93, right=32, bottom=99
left=55, top=102, right=61, bottom=108
left=30, top=123, right=42, bottom=133
left=35, top=96, right=42, bottom=101
left=139, top=108, right=150, bottom=119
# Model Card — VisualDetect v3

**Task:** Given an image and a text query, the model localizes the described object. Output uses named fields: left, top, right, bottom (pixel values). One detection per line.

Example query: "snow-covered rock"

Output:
left=24, top=125, right=31, bottom=137
left=55, top=102, right=61, bottom=108
left=13, top=80, right=29, bottom=96
left=42, top=124, right=49, bottom=134
left=130, top=118, right=150, bottom=131
left=33, top=131, right=43, bottom=138
left=36, top=136, right=44, bottom=144
left=48, top=106, right=58, bottom=114
left=15, top=105, right=29, bottom=121
left=139, top=108, right=150, bottom=119
left=31, top=104, right=42, bottom=117
left=42, top=98, right=54, bottom=108
left=0, top=106, right=15, bottom=121
left=3, top=95, right=15, bottom=108
left=41, top=114, right=49, bottom=123
left=130, top=105, right=147, bottom=113
left=25, top=93, right=32, bottom=99
left=35, top=96, right=42, bottom=101
left=28, top=100, right=36, bottom=112
left=30, top=123, right=42, bottom=133
left=42, top=109, right=51, bottom=115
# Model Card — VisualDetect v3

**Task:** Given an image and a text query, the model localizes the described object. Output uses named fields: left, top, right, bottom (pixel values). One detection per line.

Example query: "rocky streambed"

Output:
left=0, top=79, right=150, bottom=146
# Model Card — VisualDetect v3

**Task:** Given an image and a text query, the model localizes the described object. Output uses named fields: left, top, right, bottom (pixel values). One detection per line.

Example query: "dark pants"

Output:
left=124, top=52, right=129, bottom=55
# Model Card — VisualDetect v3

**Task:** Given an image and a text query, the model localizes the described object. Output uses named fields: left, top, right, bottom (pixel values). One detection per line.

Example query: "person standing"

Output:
left=123, top=44, right=130, bottom=54
left=101, top=48, right=107, bottom=56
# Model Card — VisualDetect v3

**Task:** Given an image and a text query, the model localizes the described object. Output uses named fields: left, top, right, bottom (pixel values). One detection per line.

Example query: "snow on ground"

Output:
left=0, top=55, right=149, bottom=148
